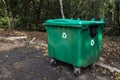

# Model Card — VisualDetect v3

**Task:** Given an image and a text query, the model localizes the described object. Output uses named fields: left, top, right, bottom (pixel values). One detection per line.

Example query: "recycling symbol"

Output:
left=62, top=32, right=67, bottom=39
left=90, top=39, right=95, bottom=46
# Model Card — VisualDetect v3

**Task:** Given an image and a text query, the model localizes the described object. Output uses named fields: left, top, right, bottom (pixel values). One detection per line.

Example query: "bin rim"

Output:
left=44, top=18, right=105, bottom=28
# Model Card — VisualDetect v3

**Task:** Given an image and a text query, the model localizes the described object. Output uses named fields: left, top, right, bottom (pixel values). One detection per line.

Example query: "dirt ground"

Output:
left=0, top=29, right=120, bottom=80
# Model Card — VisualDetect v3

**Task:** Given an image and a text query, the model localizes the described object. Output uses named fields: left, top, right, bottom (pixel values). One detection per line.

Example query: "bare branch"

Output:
left=95, top=62, right=120, bottom=73
left=0, top=36, right=27, bottom=41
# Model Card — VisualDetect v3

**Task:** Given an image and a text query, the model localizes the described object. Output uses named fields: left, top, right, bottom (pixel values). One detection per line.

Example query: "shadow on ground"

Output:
left=0, top=45, right=108, bottom=80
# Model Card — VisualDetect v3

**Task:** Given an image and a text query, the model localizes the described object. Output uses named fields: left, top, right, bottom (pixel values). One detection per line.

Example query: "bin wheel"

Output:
left=50, top=59, right=57, bottom=65
left=73, top=67, right=81, bottom=76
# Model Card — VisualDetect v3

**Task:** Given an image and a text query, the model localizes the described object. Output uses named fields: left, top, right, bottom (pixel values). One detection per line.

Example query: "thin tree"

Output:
left=59, top=0, right=65, bottom=18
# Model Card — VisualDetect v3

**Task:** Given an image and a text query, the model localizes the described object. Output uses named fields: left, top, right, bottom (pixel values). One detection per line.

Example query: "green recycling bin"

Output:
left=45, top=18, right=105, bottom=74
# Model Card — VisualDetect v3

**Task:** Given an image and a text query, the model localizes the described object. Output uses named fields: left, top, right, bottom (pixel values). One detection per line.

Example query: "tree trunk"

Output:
left=59, top=0, right=65, bottom=18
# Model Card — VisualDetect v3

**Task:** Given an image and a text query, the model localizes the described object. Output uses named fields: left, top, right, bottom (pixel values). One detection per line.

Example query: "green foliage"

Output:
left=0, top=0, right=119, bottom=35
left=0, top=17, right=8, bottom=28
left=63, top=0, right=101, bottom=19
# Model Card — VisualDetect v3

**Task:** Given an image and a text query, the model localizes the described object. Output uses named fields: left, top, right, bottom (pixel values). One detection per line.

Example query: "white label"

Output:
left=90, top=39, right=95, bottom=46
left=62, top=32, right=67, bottom=39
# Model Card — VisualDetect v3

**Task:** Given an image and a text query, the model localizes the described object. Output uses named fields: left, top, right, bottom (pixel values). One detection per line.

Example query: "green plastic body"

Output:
left=45, top=18, right=105, bottom=67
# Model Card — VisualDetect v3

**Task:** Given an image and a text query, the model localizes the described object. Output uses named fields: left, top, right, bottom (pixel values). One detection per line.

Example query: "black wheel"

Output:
left=73, top=67, right=81, bottom=76
left=50, top=59, right=57, bottom=65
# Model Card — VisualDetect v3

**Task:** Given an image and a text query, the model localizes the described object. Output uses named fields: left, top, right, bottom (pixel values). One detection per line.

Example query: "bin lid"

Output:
left=44, top=18, right=105, bottom=28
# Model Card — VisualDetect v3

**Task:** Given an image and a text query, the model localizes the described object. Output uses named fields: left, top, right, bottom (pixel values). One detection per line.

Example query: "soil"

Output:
left=0, top=29, right=120, bottom=80
left=0, top=29, right=47, bottom=43
left=101, top=36, right=120, bottom=70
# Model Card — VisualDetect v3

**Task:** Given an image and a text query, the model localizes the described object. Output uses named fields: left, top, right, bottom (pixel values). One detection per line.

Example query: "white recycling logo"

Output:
left=62, top=32, right=67, bottom=39
left=90, top=39, right=95, bottom=46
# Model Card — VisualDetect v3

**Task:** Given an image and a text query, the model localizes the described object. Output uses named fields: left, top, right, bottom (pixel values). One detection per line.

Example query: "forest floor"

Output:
left=0, top=29, right=120, bottom=80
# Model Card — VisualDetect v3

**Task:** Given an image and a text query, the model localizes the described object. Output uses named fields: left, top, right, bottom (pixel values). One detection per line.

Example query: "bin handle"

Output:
left=100, top=18, right=104, bottom=22
left=91, top=18, right=95, bottom=21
